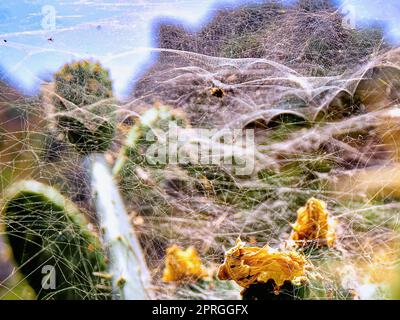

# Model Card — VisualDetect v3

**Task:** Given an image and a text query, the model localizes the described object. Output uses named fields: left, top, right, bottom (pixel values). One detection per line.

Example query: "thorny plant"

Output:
left=1, top=1, right=400, bottom=300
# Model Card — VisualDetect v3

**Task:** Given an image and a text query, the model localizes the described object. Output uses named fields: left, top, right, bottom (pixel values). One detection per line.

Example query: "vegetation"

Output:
left=1, top=0, right=400, bottom=300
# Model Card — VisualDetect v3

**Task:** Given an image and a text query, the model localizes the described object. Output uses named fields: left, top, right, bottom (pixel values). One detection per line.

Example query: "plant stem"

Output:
left=88, top=154, right=152, bottom=299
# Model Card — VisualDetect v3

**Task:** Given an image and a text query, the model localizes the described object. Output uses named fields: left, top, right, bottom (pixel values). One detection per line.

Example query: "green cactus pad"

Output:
left=57, top=101, right=116, bottom=154
left=113, top=105, right=189, bottom=175
left=1, top=180, right=110, bottom=299
left=53, top=60, right=113, bottom=111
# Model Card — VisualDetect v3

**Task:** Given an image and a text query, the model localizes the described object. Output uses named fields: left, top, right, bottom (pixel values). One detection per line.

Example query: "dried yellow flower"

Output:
left=290, top=197, right=336, bottom=247
left=162, top=245, right=208, bottom=283
left=218, top=239, right=307, bottom=290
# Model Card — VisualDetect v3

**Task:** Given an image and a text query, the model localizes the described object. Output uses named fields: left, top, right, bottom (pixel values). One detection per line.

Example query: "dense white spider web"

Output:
left=1, top=0, right=400, bottom=300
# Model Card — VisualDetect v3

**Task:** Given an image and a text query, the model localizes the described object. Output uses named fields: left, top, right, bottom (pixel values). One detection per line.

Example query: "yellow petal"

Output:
left=290, top=197, right=336, bottom=247
left=162, top=245, right=208, bottom=283
left=218, top=239, right=307, bottom=290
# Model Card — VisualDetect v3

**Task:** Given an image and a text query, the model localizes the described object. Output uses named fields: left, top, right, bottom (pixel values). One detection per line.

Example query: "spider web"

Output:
left=1, top=0, right=400, bottom=300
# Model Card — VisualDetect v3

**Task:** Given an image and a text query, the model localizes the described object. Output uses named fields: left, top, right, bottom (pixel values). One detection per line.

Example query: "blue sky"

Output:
left=0, top=0, right=399, bottom=98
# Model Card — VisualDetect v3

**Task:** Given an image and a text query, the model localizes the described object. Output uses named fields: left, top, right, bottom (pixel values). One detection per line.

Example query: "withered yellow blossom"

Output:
left=290, top=197, right=336, bottom=247
left=218, top=239, right=307, bottom=290
left=162, top=245, right=208, bottom=283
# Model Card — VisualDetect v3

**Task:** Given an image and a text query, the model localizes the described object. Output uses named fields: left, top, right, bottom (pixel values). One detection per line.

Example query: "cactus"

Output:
left=52, top=60, right=116, bottom=154
left=1, top=180, right=110, bottom=299
left=113, top=104, right=189, bottom=176
left=112, top=105, right=190, bottom=222
left=42, top=60, right=152, bottom=299
left=57, top=100, right=116, bottom=154
left=53, top=60, right=113, bottom=111
left=88, top=154, right=152, bottom=299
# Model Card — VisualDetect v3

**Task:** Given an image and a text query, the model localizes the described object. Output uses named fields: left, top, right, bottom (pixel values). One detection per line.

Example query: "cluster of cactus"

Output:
left=105, top=102, right=336, bottom=300
left=1, top=163, right=151, bottom=299
left=3, top=57, right=400, bottom=300
left=1, top=60, right=150, bottom=300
